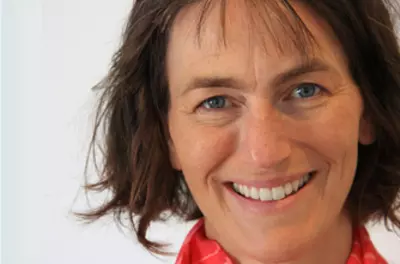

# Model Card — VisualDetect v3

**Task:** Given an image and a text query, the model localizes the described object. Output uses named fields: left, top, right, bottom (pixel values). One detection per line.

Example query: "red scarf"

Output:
left=176, top=219, right=387, bottom=264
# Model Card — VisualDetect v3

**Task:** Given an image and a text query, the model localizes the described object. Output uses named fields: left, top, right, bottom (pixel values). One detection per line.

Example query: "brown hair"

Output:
left=78, top=0, right=400, bottom=255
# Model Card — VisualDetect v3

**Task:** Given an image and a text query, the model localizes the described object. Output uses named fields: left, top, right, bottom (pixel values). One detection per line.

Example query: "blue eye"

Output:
left=292, top=83, right=321, bottom=99
left=201, top=96, right=230, bottom=109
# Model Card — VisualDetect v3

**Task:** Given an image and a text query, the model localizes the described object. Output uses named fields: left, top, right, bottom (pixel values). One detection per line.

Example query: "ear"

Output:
left=168, top=139, right=182, bottom=170
left=359, top=114, right=375, bottom=145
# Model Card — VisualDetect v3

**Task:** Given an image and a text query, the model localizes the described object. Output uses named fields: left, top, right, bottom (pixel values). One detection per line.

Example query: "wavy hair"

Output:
left=78, top=0, right=400, bottom=255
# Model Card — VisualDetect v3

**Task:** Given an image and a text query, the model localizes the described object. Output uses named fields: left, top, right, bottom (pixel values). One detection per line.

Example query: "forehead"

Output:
left=166, top=0, right=347, bottom=88
left=170, top=0, right=313, bottom=53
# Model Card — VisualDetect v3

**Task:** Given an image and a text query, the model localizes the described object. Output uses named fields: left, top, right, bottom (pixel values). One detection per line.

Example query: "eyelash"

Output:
left=290, top=83, right=324, bottom=100
left=197, top=83, right=326, bottom=110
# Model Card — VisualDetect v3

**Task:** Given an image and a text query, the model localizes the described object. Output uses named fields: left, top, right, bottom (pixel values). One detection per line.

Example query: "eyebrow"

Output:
left=181, top=58, right=333, bottom=95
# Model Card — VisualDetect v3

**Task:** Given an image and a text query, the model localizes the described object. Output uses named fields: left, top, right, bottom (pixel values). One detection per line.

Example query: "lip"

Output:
left=227, top=171, right=315, bottom=189
left=224, top=171, right=315, bottom=214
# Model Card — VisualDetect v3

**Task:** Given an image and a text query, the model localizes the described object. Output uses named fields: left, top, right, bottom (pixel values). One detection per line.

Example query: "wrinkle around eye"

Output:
left=291, top=83, right=322, bottom=99
left=197, top=95, right=234, bottom=111
left=193, top=97, right=242, bottom=126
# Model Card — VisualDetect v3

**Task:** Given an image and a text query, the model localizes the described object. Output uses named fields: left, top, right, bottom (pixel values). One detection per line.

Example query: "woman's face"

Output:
left=167, top=1, right=374, bottom=262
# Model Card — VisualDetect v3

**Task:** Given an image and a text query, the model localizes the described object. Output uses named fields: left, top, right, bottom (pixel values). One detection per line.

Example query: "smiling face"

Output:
left=166, top=1, right=374, bottom=263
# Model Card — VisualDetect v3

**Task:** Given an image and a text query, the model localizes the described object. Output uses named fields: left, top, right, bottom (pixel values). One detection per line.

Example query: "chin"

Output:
left=236, top=225, right=317, bottom=262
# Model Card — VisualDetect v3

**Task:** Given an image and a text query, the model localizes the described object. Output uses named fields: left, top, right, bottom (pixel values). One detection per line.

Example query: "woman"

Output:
left=81, top=0, right=400, bottom=263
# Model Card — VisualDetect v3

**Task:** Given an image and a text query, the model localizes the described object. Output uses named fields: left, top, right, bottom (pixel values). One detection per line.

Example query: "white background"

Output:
left=2, top=0, right=400, bottom=263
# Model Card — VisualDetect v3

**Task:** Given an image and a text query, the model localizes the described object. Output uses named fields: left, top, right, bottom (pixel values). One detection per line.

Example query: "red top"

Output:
left=176, top=219, right=387, bottom=264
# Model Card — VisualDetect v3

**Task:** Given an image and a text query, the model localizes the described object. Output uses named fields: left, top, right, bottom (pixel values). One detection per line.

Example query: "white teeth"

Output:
left=259, top=188, right=272, bottom=201
left=299, top=177, right=304, bottom=187
left=292, top=180, right=300, bottom=192
left=284, top=182, right=293, bottom=195
left=272, top=186, right=285, bottom=200
left=232, top=172, right=314, bottom=201
left=243, top=186, right=250, bottom=197
left=250, top=187, right=259, bottom=199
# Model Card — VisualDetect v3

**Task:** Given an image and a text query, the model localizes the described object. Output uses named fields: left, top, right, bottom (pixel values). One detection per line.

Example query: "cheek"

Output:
left=299, top=105, right=362, bottom=209
left=294, top=98, right=362, bottom=167
left=171, top=121, right=236, bottom=185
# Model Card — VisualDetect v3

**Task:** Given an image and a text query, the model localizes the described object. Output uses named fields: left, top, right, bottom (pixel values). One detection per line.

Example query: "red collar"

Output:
left=176, top=219, right=387, bottom=264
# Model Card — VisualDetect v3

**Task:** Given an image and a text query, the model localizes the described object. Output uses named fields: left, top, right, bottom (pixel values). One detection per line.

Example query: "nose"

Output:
left=240, top=105, right=291, bottom=170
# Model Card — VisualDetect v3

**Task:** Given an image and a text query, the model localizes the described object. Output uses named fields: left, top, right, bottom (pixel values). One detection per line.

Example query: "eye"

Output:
left=291, top=83, right=322, bottom=99
left=200, top=96, right=232, bottom=109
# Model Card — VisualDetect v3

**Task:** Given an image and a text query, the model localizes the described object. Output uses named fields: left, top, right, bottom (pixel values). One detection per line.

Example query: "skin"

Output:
left=166, top=1, right=375, bottom=263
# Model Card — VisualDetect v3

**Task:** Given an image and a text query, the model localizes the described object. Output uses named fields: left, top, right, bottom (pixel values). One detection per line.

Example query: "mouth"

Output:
left=229, top=171, right=316, bottom=202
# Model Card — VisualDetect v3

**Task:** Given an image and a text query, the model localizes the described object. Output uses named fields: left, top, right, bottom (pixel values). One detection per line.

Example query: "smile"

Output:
left=231, top=172, right=314, bottom=202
